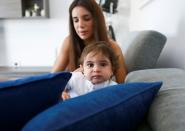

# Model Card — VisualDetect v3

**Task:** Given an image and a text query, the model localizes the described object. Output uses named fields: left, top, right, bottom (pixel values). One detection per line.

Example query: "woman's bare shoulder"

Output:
left=108, top=39, right=122, bottom=53
left=58, top=36, right=71, bottom=52
left=62, top=36, right=71, bottom=46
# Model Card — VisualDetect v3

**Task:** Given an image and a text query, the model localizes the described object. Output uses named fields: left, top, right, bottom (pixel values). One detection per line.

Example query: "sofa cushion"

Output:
left=0, top=72, right=71, bottom=131
left=125, top=30, right=166, bottom=73
left=125, top=68, right=185, bottom=91
left=22, top=82, right=162, bottom=131
left=125, top=68, right=185, bottom=131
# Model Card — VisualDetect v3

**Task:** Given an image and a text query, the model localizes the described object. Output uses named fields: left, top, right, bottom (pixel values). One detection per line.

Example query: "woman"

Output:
left=52, top=0, right=127, bottom=83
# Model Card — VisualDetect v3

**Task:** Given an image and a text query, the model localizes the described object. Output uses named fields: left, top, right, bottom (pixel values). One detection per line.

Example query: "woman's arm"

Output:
left=51, top=36, right=71, bottom=72
left=109, top=39, right=127, bottom=83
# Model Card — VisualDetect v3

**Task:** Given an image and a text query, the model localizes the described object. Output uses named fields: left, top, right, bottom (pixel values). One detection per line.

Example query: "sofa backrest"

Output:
left=124, top=30, right=167, bottom=73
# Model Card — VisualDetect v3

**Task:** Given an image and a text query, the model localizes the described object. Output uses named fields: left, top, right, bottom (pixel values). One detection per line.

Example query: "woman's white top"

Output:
left=65, top=72, right=117, bottom=98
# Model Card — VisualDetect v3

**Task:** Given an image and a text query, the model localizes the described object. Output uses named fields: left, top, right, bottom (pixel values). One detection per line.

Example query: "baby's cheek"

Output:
left=84, top=73, right=91, bottom=80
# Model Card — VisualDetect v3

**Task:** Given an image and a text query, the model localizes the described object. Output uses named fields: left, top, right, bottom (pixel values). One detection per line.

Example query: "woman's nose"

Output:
left=78, top=20, right=85, bottom=28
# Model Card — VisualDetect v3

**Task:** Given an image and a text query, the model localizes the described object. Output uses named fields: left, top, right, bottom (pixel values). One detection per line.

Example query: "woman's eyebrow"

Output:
left=83, top=14, right=91, bottom=17
left=72, top=13, right=91, bottom=19
left=72, top=16, right=78, bottom=19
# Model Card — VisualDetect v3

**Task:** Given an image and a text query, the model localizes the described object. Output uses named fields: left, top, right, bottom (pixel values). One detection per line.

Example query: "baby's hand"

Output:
left=61, top=90, right=70, bottom=100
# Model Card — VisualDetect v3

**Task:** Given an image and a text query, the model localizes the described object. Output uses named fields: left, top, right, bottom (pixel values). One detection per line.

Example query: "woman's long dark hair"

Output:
left=68, top=0, right=109, bottom=71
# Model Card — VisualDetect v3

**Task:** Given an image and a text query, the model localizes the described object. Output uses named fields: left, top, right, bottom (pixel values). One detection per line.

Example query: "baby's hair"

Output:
left=79, top=41, right=118, bottom=74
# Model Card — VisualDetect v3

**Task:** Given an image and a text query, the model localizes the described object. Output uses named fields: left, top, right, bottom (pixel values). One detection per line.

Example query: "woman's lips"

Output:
left=79, top=31, right=88, bottom=36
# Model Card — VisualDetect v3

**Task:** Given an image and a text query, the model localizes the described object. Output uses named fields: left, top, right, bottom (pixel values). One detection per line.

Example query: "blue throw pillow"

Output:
left=22, top=82, right=162, bottom=131
left=0, top=71, right=71, bottom=131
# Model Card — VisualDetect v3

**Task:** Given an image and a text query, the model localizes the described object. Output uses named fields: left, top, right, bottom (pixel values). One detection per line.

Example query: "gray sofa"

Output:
left=124, top=30, right=185, bottom=131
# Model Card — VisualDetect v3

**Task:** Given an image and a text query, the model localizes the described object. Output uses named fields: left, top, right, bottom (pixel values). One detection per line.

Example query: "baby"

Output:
left=62, top=41, right=118, bottom=100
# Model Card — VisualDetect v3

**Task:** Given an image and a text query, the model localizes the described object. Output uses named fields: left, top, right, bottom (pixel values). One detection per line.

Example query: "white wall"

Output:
left=130, top=0, right=185, bottom=69
left=0, top=0, right=73, bottom=67
left=0, top=0, right=130, bottom=67
left=1, top=0, right=185, bottom=69
left=110, top=0, right=130, bottom=53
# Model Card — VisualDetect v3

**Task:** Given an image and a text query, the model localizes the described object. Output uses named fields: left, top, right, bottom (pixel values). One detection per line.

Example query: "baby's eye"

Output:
left=100, top=63, right=107, bottom=67
left=87, top=63, right=94, bottom=68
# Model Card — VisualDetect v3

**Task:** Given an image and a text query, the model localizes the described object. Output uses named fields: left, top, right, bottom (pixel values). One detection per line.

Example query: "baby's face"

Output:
left=82, top=52, right=113, bottom=84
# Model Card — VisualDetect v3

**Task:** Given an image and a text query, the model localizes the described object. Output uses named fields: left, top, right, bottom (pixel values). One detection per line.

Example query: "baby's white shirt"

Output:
left=65, top=72, right=117, bottom=98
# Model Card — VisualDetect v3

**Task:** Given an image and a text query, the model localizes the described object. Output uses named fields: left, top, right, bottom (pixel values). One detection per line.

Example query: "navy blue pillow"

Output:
left=22, top=82, right=162, bottom=131
left=0, top=71, right=71, bottom=131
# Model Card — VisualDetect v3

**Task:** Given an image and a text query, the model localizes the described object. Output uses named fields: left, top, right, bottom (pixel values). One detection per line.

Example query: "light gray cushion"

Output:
left=125, top=68, right=185, bottom=131
left=125, top=30, right=166, bottom=73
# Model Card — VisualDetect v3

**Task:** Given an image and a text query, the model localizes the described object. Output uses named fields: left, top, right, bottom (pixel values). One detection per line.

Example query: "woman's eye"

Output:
left=84, top=17, right=91, bottom=21
left=73, top=18, right=78, bottom=23
left=84, top=16, right=92, bottom=21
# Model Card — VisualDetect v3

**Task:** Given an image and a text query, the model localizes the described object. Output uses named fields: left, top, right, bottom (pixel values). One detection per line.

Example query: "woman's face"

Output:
left=72, top=6, right=94, bottom=42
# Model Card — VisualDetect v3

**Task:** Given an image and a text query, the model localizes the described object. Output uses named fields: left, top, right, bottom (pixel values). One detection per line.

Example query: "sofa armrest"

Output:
left=124, top=30, right=166, bottom=73
left=125, top=68, right=185, bottom=131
